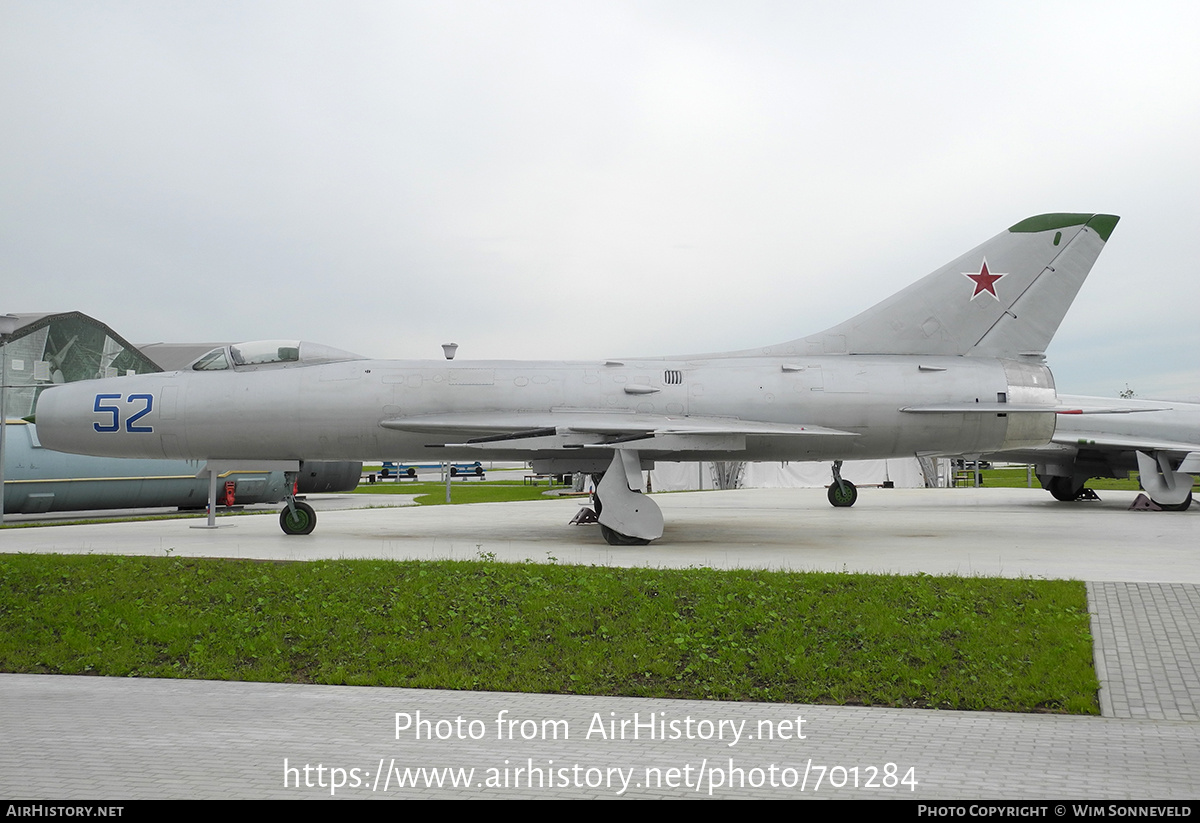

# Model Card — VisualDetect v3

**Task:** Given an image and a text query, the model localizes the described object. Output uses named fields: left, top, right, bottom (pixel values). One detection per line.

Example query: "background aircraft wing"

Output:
left=1048, top=395, right=1200, bottom=466
left=1050, top=432, right=1200, bottom=458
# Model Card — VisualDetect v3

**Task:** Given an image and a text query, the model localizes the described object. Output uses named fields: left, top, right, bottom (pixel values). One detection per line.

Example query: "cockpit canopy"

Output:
left=189, top=340, right=365, bottom=371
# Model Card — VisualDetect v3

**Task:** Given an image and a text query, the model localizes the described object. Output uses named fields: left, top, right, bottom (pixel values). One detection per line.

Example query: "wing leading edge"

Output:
left=379, top=412, right=857, bottom=452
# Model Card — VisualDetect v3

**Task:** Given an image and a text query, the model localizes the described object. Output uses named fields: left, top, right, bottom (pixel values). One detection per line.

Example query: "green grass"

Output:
left=0, top=554, right=1098, bottom=714
left=977, top=467, right=1145, bottom=491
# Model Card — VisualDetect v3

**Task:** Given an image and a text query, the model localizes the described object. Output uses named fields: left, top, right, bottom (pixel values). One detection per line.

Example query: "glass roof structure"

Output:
left=0, top=312, right=161, bottom=420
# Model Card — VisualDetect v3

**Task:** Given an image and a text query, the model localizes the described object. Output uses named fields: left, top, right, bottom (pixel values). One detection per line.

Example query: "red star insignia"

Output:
left=963, top=259, right=1006, bottom=300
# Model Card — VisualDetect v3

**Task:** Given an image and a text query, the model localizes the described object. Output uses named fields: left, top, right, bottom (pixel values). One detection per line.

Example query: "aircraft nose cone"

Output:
left=34, top=379, right=164, bottom=459
left=33, top=382, right=82, bottom=452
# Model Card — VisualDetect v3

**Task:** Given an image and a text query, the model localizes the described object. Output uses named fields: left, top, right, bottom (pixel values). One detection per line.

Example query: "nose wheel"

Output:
left=280, top=500, right=316, bottom=535
left=827, top=480, right=858, bottom=507
left=827, top=460, right=858, bottom=507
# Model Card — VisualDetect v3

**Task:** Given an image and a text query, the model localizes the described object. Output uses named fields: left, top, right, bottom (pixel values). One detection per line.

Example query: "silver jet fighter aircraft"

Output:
left=997, top=395, right=1200, bottom=510
left=36, top=213, right=1119, bottom=544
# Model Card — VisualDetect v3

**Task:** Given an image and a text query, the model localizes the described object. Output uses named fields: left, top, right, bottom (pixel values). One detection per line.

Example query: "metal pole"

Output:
left=0, top=315, right=18, bottom=525
left=207, top=468, right=218, bottom=527
left=0, top=340, right=7, bottom=525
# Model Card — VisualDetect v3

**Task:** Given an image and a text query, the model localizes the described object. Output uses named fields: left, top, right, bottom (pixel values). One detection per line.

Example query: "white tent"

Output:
left=648, top=458, right=927, bottom=492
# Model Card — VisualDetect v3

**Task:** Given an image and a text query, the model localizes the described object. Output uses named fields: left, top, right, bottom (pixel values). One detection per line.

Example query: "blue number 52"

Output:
left=92, top=393, right=154, bottom=433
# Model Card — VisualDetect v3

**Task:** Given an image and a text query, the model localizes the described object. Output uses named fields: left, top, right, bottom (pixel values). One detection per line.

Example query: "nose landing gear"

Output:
left=279, top=471, right=317, bottom=535
left=827, top=460, right=858, bottom=507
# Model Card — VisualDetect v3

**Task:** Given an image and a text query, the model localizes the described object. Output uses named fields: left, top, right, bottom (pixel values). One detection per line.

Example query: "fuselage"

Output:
left=35, top=352, right=1058, bottom=470
left=993, top=394, right=1200, bottom=480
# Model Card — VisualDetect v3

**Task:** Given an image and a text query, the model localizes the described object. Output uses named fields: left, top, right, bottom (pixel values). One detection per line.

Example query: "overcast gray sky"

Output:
left=3, top=1, right=1197, bottom=398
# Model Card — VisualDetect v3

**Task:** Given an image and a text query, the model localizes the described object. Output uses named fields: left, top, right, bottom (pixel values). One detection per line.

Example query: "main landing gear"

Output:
left=1044, top=475, right=1087, bottom=502
left=599, top=522, right=649, bottom=546
left=1039, top=451, right=1194, bottom=511
left=279, top=471, right=317, bottom=535
left=1156, top=492, right=1193, bottom=512
left=1135, top=451, right=1194, bottom=511
left=827, top=460, right=858, bottom=508
left=592, top=450, right=664, bottom=546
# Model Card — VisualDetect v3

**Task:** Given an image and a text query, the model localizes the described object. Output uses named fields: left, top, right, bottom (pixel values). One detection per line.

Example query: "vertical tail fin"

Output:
left=771, top=213, right=1119, bottom=358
